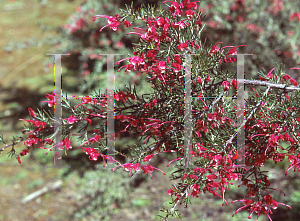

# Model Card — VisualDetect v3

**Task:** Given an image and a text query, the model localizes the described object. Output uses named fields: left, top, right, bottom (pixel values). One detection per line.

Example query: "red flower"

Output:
left=174, top=54, right=181, bottom=64
left=94, top=14, right=121, bottom=32
left=43, top=138, right=53, bottom=145
left=74, top=96, right=93, bottom=110
left=172, top=20, right=190, bottom=29
left=246, top=24, right=263, bottom=34
left=183, top=0, right=201, bottom=10
left=115, top=91, right=127, bottom=102
left=289, top=12, right=300, bottom=22
left=17, top=156, right=21, bottom=164
left=231, top=79, right=238, bottom=90
left=62, top=138, right=72, bottom=155
left=28, top=108, right=36, bottom=117
left=267, top=67, right=277, bottom=80
left=41, top=91, right=55, bottom=107
left=143, top=154, right=155, bottom=162
left=64, top=115, right=77, bottom=124
left=210, top=42, right=223, bottom=54
left=172, top=62, right=183, bottom=73
left=122, top=163, right=141, bottom=177
left=124, top=21, right=131, bottom=27
left=197, top=76, right=202, bottom=85
left=19, top=119, right=47, bottom=132
left=82, top=147, right=101, bottom=161
left=289, top=78, right=298, bottom=86
left=24, top=137, right=39, bottom=147
left=140, top=164, right=166, bottom=179
left=222, top=81, right=230, bottom=91
left=20, top=149, right=29, bottom=156
left=163, top=1, right=183, bottom=18
left=116, top=56, right=145, bottom=72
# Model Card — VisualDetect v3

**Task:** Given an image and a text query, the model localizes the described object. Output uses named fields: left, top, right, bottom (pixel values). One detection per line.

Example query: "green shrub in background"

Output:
left=42, top=0, right=163, bottom=97
left=65, top=164, right=132, bottom=221
left=1, top=0, right=163, bottom=129
left=197, top=0, right=300, bottom=81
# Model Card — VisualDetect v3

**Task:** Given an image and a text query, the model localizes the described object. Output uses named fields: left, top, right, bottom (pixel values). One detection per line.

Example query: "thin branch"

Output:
left=227, top=78, right=300, bottom=92
left=225, top=86, right=271, bottom=147
left=1, top=136, right=30, bottom=152
left=164, top=185, right=193, bottom=220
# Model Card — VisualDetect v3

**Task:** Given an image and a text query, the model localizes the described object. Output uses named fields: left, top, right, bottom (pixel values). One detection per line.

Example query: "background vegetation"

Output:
left=0, top=0, right=300, bottom=220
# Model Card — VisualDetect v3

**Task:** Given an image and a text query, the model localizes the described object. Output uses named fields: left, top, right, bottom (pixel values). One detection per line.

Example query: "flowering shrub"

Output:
left=197, top=0, right=300, bottom=81
left=46, top=0, right=162, bottom=96
left=1, top=0, right=300, bottom=220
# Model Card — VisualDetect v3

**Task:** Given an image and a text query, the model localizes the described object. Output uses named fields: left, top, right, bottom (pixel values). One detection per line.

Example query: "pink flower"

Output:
left=156, top=17, right=165, bottom=26
left=94, top=14, right=121, bottom=32
left=41, top=91, right=55, bottom=107
left=289, top=12, right=300, bottom=22
left=222, top=81, right=230, bottom=91
left=124, top=21, right=131, bottom=27
left=172, top=20, right=190, bottom=29
left=172, top=62, right=183, bottom=73
left=82, top=147, right=101, bottom=161
left=143, top=154, right=155, bottom=162
left=210, top=42, right=223, bottom=54
left=163, top=1, right=183, bottom=18
left=20, top=149, right=29, bottom=156
left=17, top=156, right=21, bottom=164
left=140, top=164, right=166, bottom=179
left=197, top=76, right=202, bottom=85
left=231, top=79, right=238, bottom=90
left=28, top=108, right=36, bottom=117
left=267, top=67, right=277, bottom=80
left=183, top=1, right=201, bottom=10
left=178, top=42, right=189, bottom=51
left=116, top=56, right=145, bottom=72
left=65, top=115, right=77, bottom=124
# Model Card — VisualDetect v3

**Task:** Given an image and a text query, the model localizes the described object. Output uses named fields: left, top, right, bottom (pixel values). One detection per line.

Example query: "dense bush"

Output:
left=197, top=0, right=300, bottom=81
left=1, top=0, right=300, bottom=220
left=45, top=0, right=163, bottom=96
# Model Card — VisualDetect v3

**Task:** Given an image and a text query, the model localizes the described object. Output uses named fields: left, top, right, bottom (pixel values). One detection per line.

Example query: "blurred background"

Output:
left=0, top=0, right=300, bottom=220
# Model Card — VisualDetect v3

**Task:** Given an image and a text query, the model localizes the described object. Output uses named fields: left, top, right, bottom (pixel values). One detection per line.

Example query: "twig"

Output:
left=164, top=185, right=192, bottom=220
left=21, top=180, right=63, bottom=204
left=225, top=86, right=271, bottom=147
left=227, top=78, right=300, bottom=92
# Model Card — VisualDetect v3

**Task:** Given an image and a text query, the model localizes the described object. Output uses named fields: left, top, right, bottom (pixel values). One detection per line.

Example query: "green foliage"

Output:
left=198, top=0, right=300, bottom=81
left=69, top=164, right=132, bottom=221
left=42, top=0, right=162, bottom=97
